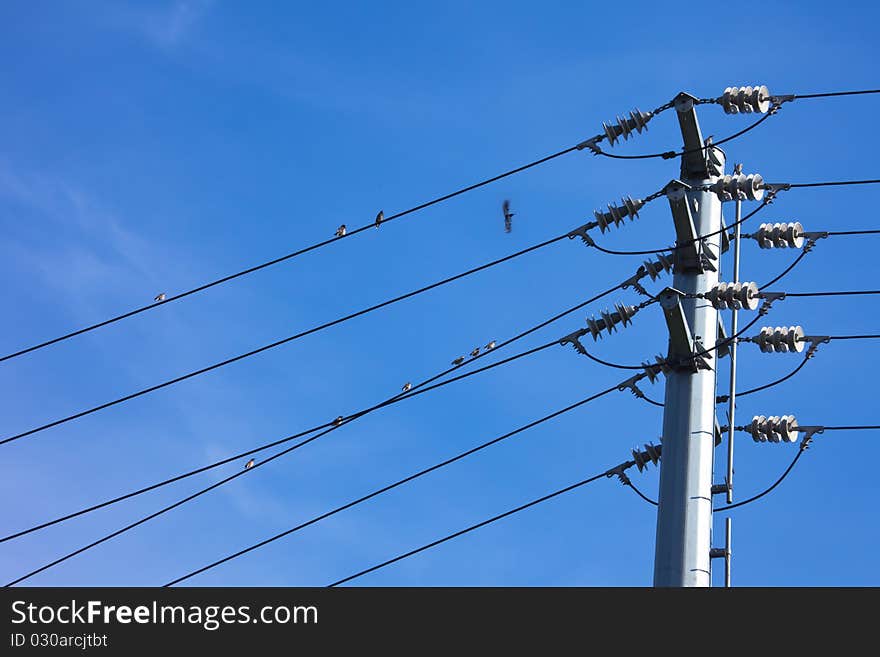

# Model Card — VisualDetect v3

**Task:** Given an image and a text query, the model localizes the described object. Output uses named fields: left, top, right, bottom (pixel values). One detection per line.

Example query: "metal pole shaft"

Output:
left=724, top=517, right=732, bottom=588
left=653, top=155, right=723, bottom=587
left=726, top=190, right=742, bottom=504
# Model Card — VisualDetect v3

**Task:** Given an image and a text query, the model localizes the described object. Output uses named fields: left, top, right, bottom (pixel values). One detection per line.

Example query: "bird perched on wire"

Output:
left=154, top=293, right=166, bottom=302
left=485, top=340, right=496, bottom=350
left=375, top=210, right=384, bottom=229
left=332, top=415, right=344, bottom=426
left=244, top=458, right=255, bottom=470
left=451, top=356, right=465, bottom=366
left=470, top=347, right=480, bottom=358
left=335, top=224, right=347, bottom=237
left=401, top=382, right=412, bottom=393
left=502, top=200, right=514, bottom=233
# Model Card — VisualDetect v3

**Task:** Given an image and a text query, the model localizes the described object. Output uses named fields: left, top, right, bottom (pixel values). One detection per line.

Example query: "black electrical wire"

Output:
left=327, top=468, right=616, bottom=587
left=0, top=145, right=582, bottom=365
left=157, top=383, right=624, bottom=588
left=786, top=179, right=880, bottom=189
left=1, top=282, right=626, bottom=544
left=715, top=448, right=804, bottom=512
left=825, top=230, right=880, bottom=236
left=624, top=480, right=658, bottom=506
left=825, top=334, right=880, bottom=340
left=589, top=200, right=770, bottom=257
left=822, top=425, right=880, bottom=431
left=793, top=89, right=880, bottom=100
left=733, top=355, right=811, bottom=399
left=780, top=290, right=880, bottom=297
left=638, top=394, right=664, bottom=408
left=0, top=341, right=557, bottom=544
left=1, top=233, right=571, bottom=447
left=595, top=111, right=776, bottom=161
left=581, top=348, right=646, bottom=371
left=760, top=248, right=811, bottom=289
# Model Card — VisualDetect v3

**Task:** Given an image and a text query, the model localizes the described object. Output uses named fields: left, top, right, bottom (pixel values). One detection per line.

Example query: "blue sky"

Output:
left=1, top=1, right=878, bottom=587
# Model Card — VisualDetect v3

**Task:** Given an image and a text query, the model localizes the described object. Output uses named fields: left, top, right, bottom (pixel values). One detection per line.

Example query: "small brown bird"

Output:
left=335, top=224, right=347, bottom=237
left=470, top=347, right=480, bottom=358
left=375, top=210, right=384, bottom=228
left=154, top=293, right=166, bottom=302
left=485, top=340, right=496, bottom=350
left=451, top=356, right=465, bottom=366
left=502, top=200, right=514, bottom=233
left=333, top=415, right=344, bottom=426
left=244, top=458, right=255, bottom=469
left=401, top=382, right=412, bottom=392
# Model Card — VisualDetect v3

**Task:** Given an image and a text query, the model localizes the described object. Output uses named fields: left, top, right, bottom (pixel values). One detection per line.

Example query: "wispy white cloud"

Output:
left=98, top=0, right=214, bottom=50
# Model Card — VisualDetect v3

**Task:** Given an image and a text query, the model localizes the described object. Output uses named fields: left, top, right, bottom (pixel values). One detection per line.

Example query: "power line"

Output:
left=760, top=248, right=812, bottom=289
left=793, top=89, right=880, bottom=100
left=779, top=290, right=880, bottom=297
left=785, top=179, right=880, bottom=189
left=715, top=448, right=805, bottom=513
left=623, top=479, right=658, bottom=506
left=733, top=355, right=812, bottom=400
left=0, top=233, right=572, bottom=447
left=0, top=145, right=583, bottom=365
left=1, top=281, right=626, bottom=543
left=825, top=334, right=880, bottom=340
left=327, top=468, right=616, bottom=587
left=0, top=339, right=556, bottom=544
left=825, top=230, right=880, bottom=236
left=158, top=383, right=627, bottom=588
left=9, top=377, right=632, bottom=586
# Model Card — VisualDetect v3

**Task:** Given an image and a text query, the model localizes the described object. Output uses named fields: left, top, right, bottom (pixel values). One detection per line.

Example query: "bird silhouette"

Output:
left=451, top=356, right=465, bottom=366
left=375, top=210, right=384, bottom=228
left=485, top=340, right=496, bottom=350
left=470, top=347, right=480, bottom=357
left=335, top=224, right=347, bottom=237
left=401, top=382, right=412, bottom=392
left=154, top=293, right=166, bottom=302
left=502, top=199, right=514, bottom=233
left=244, top=458, right=255, bottom=469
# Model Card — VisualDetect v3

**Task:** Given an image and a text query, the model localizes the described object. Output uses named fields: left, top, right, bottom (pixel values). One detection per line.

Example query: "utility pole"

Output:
left=652, top=94, right=724, bottom=587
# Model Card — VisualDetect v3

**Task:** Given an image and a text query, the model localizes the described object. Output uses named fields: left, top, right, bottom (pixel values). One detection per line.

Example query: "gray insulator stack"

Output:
left=632, top=443, right=662, bottom=472
left=720, top=85, right=772, bottom=114
left=708, top=173, right=765, bottom=202
left=754, top=222, right=805, bottom=249
left=756, top=326, right=805, bottom=353
left=585, top=303, right=639, bottom=340
left=593, top=196, right=646, bottom=233
left=746, top=415, right=799, bottom=443
left=642, top=253, right=674, bottom=281
left=602, top=109, right=654, bottom=146
left=705, top=282, right=760, bottom=310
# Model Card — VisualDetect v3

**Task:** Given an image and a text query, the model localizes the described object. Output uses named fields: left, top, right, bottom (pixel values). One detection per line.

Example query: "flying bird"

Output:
left=485, top=340, right=496, bottom=350
left=333, top=415, right=344, bottom=426
left=451, top=356, right=465, bottom=366
left=244, top=458, right=255, bottom=469
left=470, top=347, right=480, bottom=358
left=502, top=200, right=514, bottom=233
left=154, top=293, right=166, bottom=302
left=335, top=224, right=347, bottom=237
left=401, top=382, right=412, bottom=392
left=375, top=210, right=384, bottom=228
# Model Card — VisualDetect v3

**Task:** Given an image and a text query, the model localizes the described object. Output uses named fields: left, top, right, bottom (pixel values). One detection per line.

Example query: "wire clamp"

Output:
left=559, top=329, right=588, bottom=356
left=576, top=136, right=604, bottom=155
